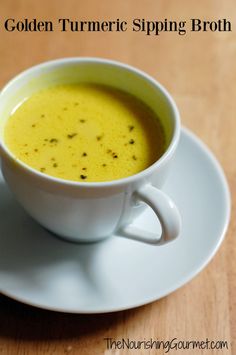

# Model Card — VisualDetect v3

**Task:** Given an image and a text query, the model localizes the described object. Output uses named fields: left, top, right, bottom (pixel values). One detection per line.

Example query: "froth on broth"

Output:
left=4, top=84, right=166, bottom=182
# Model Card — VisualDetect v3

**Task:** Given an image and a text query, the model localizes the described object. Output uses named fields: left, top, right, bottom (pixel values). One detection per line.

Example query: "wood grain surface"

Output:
left=0, top=0, right=235, bottom=354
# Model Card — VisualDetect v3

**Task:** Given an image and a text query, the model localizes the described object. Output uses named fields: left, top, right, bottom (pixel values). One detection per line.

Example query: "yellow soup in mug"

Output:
left=4, top=83, right=166, bottom=182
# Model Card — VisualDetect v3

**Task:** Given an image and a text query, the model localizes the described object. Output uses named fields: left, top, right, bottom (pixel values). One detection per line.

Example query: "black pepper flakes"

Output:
left=32, top=124, right=36, bottom=128
left=40, top=167, right=46, bottom=172
left=34, top=149, right=38, bottom=152
left=82, top=152, right=87, bottom=157
left=49, top=138, right=58, bottom=143
left=79, top=119, right=86, bottom=123
left=128, top=125, right=134, bottom=132
left=102, top=164, right=107, bottom=167
left=67, top=133, right=77, bottom=139
left=82, top=167, right=87, bottom=171
left=129, top=139, right=135, bottom=144
left=132, top=155, right=137, bottom=160
left=53, top=163, right=58, bottom=168
left=80, top=174, right=87, bottom=180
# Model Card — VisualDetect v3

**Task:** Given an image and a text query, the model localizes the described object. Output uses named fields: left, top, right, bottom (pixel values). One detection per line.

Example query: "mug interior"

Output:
left=0, top=59, right=177, bottom=157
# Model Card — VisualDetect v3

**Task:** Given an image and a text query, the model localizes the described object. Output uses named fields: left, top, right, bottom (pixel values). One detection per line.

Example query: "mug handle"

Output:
left=117, top=184, right=181, bottom=245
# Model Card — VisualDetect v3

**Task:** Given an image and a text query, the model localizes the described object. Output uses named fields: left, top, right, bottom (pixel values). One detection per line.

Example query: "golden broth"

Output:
left=4, top=84, right=166, bottom=182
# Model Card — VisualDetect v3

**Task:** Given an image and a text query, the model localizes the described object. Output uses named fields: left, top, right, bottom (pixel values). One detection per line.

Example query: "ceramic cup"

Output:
left=0, top=58, right=181, bottom=244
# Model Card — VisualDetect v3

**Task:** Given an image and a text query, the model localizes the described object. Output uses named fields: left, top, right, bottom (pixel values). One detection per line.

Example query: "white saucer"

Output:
left=0, top=128, right=230, bottom=313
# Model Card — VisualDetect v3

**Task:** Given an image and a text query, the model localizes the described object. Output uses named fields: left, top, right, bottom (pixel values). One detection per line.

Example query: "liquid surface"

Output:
left=4, top=84, right=165, bottom=182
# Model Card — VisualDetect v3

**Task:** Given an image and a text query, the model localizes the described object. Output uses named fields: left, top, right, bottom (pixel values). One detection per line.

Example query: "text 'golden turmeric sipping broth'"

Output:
left=4, top=84, right=166, bottom=182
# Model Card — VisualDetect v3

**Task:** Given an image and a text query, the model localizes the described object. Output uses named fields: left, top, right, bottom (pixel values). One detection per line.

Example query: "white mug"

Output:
left=0, top=58, right=181, bottom=244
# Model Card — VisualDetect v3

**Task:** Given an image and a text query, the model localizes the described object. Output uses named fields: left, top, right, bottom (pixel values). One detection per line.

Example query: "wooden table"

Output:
left=0, top=0, right=235, bottom=354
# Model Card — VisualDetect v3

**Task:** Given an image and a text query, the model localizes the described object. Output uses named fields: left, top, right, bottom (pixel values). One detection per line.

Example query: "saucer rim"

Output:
left=0, top=127, right=231, bottom=314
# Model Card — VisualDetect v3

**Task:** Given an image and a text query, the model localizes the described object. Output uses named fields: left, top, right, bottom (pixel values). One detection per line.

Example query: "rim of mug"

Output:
left=0, top=57, right=181, bottom=188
